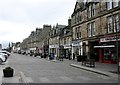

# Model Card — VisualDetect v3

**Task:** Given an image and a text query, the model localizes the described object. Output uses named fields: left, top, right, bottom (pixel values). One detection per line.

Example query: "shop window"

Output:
left=103, top=48, right=117, bottom=61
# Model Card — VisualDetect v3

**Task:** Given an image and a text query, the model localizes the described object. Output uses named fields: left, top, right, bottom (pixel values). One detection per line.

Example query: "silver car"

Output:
left=0, top=54, right=6, bottom=64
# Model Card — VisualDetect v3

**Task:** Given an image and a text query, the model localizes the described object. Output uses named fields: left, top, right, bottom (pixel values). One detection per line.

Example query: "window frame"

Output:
left=88, top=22, right=96, bottom=37
left=107, top=0, right=119, bottom=10
left=107, top=16, right=113, bottom=33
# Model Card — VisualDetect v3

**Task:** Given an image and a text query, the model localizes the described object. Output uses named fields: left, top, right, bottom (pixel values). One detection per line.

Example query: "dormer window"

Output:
left=88, top=3, right=96, bottom=18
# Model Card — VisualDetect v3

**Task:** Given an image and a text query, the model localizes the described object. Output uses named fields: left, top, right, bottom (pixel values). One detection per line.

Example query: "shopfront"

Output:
left=49, top=45, right=59, bottom=59
left=63, top=44, right=72, bottom=59
left=94, top=34, right=120, bottom=64
left=72, top=40, right=82, bottom=59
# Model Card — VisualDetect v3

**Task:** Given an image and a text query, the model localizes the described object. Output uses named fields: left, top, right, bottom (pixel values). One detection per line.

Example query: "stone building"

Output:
left=60, top=19, right=72, bottom=59
left=71, top=0, right=120, bottom=63
left=21, top=25, right=51, bottom=54
left=49, top=24, right=66, bottom=59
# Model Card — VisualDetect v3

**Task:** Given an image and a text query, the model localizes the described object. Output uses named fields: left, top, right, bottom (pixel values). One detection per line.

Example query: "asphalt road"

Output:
left=2, top=53, right=118, bottom=83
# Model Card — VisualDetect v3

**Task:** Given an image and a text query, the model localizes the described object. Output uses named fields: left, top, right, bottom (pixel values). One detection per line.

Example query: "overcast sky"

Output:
left=0, top=0, right=76, bottom=48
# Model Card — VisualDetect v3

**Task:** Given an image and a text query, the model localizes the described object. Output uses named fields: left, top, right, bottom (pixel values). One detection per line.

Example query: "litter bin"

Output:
left=77, top=55, right=82, bottom=62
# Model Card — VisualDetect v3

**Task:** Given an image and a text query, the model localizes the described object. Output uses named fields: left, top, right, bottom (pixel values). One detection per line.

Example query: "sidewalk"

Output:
left=50, top=58, right=118, bottom=77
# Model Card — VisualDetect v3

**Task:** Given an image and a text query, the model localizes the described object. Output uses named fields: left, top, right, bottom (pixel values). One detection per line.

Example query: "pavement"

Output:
left=0, top=57, right=119, bottom=84
left=50, top=58, right=119, bottom=78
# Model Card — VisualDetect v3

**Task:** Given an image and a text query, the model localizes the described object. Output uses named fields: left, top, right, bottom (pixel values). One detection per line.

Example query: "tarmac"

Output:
left=0, top=57, right=119, bottom=84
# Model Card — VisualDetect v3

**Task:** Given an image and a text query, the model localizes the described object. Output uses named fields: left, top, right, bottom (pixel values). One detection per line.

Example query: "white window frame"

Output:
left=88, top=22, right=96, bottom=37
left=92, top=3, right=96, bottom=17
left=88, top=23, right=92, bottom=37
left=107, top=1, right=112, bottom=10
left=107, top=16, right=113, bottom=33
left=92, top=22, right=96, bottom=36
left=114, top=14, right=119, bottom=32
left=88, top=5, right=91, bottom=18
left=107, top=0, right=119, bottom=10
left=113, top=0, right=119, bottom=8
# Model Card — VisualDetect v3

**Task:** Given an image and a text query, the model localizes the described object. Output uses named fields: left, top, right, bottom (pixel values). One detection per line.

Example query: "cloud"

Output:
left=0, top=20, right=32, bottom=42
left=0, top=0, right=76, bottom=48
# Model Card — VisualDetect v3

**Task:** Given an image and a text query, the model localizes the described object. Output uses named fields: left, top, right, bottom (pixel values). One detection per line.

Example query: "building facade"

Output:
left=71, top=0, right=120, bottom=63
left=21, top=25, right=51, bottom=55
left=49, top=24, right=66, bottom=59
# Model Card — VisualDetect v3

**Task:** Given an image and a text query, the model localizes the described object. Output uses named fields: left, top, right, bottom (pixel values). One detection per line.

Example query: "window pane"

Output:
left=114, top=14, right=119, bottom=32
left=107, top=16, right=113, bottom=33
left=88, top=5, right=91, bottom=18
left=107, top=1, right=112, bottom=10
left=92, top=4, right=96, bottom=16
left=92, top=22, right=96, bottom=36
left=113, top=0, right=119, bottom=8
left=88, top=23, right=91, bottom=37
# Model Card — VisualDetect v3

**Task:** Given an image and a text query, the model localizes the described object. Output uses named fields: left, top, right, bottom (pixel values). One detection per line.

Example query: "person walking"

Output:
left=73, top=53, right=75, bottom=60
left=68, top=51, right=71, bottom=60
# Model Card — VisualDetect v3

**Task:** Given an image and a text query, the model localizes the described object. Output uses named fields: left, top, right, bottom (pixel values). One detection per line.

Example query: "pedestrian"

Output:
left=44, top=53, right=46, bottom=58
left=73, top=53, right=75, bottom=60
left=68, top=51, right=71, bottom=60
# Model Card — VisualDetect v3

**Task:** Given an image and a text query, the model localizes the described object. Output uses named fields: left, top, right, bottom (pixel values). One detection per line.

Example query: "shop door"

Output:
left=94, top=48, right=99, bottom=61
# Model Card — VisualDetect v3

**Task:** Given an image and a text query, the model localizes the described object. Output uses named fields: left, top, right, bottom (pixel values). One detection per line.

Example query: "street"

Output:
left=1, top=53, right=118, bottom=83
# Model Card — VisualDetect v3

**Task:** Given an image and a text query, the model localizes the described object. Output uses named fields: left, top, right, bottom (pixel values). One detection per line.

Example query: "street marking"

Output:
left=26, top=77, right=34, bottom=83
left=39, top=77, right=50, bottom=83
left=60, top=76, right=73, bottom=81
left=19, top=72, right=28, bottom=83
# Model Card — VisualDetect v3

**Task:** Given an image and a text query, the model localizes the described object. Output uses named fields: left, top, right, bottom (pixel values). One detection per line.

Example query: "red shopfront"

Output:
left=94, top=34, right=120, bottom=64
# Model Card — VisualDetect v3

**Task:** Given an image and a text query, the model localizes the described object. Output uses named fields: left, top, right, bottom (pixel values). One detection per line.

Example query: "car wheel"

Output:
left=0, top=58, right=2, bottom=65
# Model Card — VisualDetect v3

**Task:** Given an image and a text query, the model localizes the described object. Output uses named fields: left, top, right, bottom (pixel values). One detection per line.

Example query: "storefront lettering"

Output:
left=100, top=35, right=120, bottom=42
left=72, top=40, right=81, bottom=46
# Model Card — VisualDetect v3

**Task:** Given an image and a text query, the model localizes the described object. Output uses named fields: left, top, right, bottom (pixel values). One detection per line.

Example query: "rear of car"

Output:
left=0, top=53, right=8, bottom=62
left=0, top=54, right=6, bottom=64
left=0, top=50, right=11, bottom=57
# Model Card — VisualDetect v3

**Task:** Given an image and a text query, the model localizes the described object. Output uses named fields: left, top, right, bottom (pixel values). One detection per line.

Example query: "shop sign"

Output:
left=64, top=44, right=72, bottom=49
left=100, top=35, right=120, bottom=42
left=72, top=40, right=81, bottom=46
left=49, top=45, right=59, bottom=48
left=29, top=47, right=36, bottom=50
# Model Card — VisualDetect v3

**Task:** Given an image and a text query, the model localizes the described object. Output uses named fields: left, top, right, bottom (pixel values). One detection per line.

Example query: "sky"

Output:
left=0, top=0, right=76, bottom=48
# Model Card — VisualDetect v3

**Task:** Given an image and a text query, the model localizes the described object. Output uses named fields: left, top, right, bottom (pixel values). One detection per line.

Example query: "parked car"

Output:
left=0, top=54, right=6, bottom=64
left=0, top=50, right=11, bottom=57
left=0, top=53, right=8, bottom=61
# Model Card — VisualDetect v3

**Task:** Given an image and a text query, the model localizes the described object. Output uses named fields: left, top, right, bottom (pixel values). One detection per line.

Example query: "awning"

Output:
left=94, top=45, right=115, bottom=48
